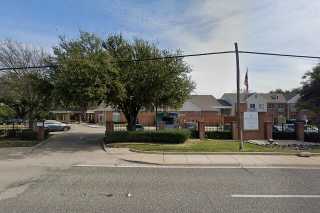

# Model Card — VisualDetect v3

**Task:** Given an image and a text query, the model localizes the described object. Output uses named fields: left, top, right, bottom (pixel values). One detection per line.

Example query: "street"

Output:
left=0, top=167, right=319, bottom=213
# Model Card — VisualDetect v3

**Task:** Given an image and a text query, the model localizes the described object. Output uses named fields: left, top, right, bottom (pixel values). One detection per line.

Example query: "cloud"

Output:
left=2, top=0, right=319, bottom=97
left=119, top=0, right=320, bottom=97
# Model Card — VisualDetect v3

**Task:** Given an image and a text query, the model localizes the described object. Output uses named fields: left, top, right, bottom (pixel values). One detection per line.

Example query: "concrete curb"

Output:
left=120, top=159, right=320, bottom=168
left=129, top=148, right=320, bottom=156
left=29, top=134, right=59, bottom=152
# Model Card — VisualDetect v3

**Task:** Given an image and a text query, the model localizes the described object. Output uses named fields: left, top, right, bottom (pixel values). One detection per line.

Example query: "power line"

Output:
left=1, top=49, right=320, bottom=71
left=116, top=51, right=235, bottom=63
left=239, top=51, right=320, bottom=59
left=0, top=50, right=234, bottom=71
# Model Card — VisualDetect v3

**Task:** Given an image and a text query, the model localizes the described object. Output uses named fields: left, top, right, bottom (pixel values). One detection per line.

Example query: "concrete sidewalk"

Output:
left=113, top=150, right=320, bottom=167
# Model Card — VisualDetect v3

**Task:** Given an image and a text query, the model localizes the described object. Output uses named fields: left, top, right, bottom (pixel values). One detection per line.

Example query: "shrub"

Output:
left=104, top=129, right=190, bottom=144
left=206, top=131, right=232, bottom=139
left=189, top=129, right=199, bottom=139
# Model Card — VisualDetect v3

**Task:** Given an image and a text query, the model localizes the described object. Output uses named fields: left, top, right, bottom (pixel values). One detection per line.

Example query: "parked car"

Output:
left=273, top=124, right=295, bottom=133
left=184, top=122, right=197, bottom=130
left=135, top=124, right=144, bottom=131
left=304, top=125, right=319, bottom=133
left=43, top=120, right=71, bottom=132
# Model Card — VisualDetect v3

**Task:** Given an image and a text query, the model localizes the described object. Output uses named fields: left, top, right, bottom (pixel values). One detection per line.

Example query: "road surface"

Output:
left=0, top=167, right=319, bottom=213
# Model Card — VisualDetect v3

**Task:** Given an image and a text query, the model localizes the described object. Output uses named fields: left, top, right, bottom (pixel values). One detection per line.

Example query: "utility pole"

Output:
left=234, top=42, right=244, bottom=151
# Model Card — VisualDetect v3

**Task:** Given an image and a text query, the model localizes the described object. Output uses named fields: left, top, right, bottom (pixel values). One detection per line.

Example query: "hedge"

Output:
left=206, top=131, right=232, bottom=139
left=104, top=129, right=190, bottom=144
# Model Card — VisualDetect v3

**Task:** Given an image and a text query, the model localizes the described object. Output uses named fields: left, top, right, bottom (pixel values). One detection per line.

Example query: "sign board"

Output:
left=243, top=112, right=259, bottom=130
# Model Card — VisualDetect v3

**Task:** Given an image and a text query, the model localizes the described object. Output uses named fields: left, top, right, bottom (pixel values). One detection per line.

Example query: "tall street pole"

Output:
left=234, top=42, right=244, bottom=151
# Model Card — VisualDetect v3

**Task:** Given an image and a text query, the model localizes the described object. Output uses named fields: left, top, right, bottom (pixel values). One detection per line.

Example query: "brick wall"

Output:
left=233, top=112, right=273, bottom=140
left=243, top=112, right=272, bottom=140
left=179, top=111, right=223, bottom=125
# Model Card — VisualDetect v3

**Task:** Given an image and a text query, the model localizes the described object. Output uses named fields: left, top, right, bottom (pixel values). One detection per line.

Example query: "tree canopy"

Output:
left=298, top=64, right=320, bottom=116
left=51, top=32, right=118, bottom=113
left=103, top=34, right=195, bottom=130
left=0, top=103, right=15, bottom=120
left=0, top=40, right=52, bottom=121
left=0, top=33, right=195, bottom=129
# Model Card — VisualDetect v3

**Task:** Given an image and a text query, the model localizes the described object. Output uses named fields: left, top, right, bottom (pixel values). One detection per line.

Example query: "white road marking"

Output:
left=231, top=194, right=320, bottom=198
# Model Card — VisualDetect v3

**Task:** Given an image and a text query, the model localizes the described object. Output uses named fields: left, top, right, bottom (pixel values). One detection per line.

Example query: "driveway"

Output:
left=35, top=123, right=106, bottom=152
left=0, top=124, right=114, bottom=199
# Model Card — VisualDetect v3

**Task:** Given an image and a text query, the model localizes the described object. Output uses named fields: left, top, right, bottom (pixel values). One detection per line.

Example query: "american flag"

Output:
left=244, top=68, right=249, bottom=93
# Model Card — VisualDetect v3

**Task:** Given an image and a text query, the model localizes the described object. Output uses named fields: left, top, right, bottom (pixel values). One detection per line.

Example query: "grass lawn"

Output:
left=0, top=139, right=39, bottom=148
left=111, top=139, right=320, bottom=153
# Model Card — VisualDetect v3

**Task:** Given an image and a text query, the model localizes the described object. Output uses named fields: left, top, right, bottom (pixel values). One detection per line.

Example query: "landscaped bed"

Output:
left=110, top=139, right=320, bottom=153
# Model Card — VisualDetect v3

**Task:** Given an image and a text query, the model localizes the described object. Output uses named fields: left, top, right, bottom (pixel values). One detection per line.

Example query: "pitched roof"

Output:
left=217, top=99, right=232, bottom=107
left=92, top=102, right=114, bottom=112
left=179, top=95, right=230, bottom=111
left=220, top=93, right=252, bottom=105
left=287, top=94, right=300, bottom=104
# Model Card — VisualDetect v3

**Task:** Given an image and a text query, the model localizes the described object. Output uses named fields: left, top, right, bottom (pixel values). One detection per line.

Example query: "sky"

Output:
left=1, top=0, right=320, bottom=97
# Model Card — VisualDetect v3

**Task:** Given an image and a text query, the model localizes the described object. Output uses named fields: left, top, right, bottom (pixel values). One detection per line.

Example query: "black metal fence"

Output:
left=111, top=122, right=233, bottom=140
left=304, top=125, right=320, bottom=142
left=205, top=124, right=232, bottom=139
left=272, top=123, right=296, bottom=140
left=0, top=123, right=37, bottom=140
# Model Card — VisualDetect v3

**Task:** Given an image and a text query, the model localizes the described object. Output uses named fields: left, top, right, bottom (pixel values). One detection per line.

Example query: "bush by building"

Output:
left=104, top=129, right=190, bottom=144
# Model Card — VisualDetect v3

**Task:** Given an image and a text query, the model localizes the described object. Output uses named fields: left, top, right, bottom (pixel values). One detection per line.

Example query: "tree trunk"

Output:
left=28, top=119, right=34, bottom=129
left=125, top=112, right=138, bottom=131
left=155, top=106, right=158, bottom=130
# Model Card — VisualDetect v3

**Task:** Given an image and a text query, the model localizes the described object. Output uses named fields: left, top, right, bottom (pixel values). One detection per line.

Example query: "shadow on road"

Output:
left=31, top=124, right=106, bottom=154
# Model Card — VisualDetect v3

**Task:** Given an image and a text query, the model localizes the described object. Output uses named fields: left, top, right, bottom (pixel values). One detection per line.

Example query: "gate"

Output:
left=272, top=123, right=296, bottom=140
left=304, top=125, right=320, bottom=143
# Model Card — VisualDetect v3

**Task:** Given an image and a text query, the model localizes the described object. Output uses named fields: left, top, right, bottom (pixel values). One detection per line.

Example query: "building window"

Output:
left=259, top=104, right=264, bottom=109
left=250, top=104, right=256, bottom=110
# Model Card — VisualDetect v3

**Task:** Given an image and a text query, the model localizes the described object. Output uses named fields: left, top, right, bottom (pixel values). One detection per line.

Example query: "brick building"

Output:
left=221, top=93, right=288, bottom=123
left=178, top=95, right=232, bottom=125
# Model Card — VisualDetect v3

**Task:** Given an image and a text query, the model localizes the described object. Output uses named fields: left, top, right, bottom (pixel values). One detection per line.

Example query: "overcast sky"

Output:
left=1, top=0, right=320, bottom=97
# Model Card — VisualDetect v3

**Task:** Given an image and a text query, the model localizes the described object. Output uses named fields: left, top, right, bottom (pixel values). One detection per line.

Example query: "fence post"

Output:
left=295, top=121, right=305, bottom=142
left=105, top=121, right=114, bottom=135
left=198, top=121, right=205, bottom=140
left=264, top=121, right=273, bottom=140
left=37, top=126, right=45, bottom=141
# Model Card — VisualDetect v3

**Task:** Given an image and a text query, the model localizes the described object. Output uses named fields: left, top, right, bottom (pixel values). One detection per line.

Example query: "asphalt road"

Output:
left=0, top=167, right=319, bottom=213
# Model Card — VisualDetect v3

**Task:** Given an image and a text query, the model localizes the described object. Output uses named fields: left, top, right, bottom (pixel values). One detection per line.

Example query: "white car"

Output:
left=43, top=120, right=71, bottom=132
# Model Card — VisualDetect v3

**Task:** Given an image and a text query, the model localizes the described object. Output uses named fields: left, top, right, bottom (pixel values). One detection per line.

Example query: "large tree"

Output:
left=298, top=64, right=320, bottom=122
left=51, top=32, right=118, bottom=118
left=0, top=103, right=15, bottom=120
left=103, top=34, right=195, bottom=130
left=0, top=40, right=52, bottom=122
